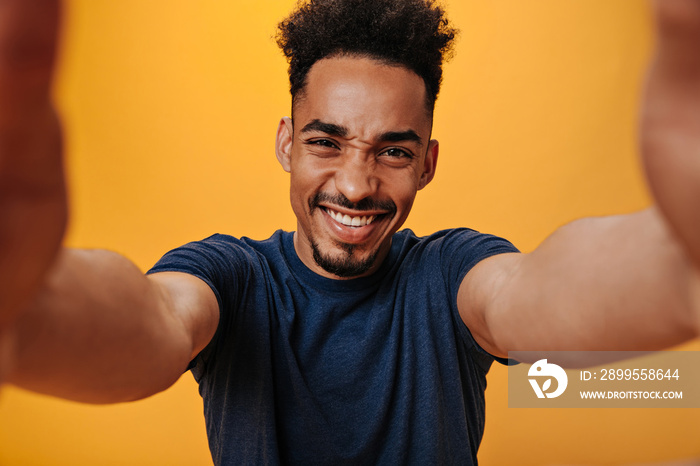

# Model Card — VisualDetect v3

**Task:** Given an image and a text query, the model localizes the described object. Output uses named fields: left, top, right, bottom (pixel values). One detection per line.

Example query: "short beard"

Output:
left=310, top=238, right=378, bottom=278
left=306, top=192, right=394, bottom=278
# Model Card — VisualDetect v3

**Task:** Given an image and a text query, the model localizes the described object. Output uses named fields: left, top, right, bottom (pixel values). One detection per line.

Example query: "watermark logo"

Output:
left=528, top=359, right=568, bottom=399
left=509, top=351, right=699, bottom=408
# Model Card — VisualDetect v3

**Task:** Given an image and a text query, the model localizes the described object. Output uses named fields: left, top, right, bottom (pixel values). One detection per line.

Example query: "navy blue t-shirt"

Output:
left=149, top=229, right=518, bottom=465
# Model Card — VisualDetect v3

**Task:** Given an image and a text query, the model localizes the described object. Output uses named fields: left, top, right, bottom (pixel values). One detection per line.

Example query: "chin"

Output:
left=310, top=240, right=379, bottom=278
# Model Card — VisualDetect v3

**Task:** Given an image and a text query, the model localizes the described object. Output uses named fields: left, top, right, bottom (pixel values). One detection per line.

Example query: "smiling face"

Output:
left=276, top=55, right=439, bottom=279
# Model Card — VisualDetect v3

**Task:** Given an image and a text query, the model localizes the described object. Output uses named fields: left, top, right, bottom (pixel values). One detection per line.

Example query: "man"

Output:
left=1, top=0, right=699, bottom=464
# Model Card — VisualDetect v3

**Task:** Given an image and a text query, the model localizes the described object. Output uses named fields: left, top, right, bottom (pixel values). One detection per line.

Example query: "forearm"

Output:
left=5, top=249, right=193, bottom=403
left=482, top=209, right=698, bottom=354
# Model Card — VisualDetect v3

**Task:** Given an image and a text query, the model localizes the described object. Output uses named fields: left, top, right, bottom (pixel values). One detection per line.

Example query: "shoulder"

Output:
left=390, top=228, right=518, bottom=301
left=395, top=228, right=518, bottom=267
left=148, top=230, right=291, bottom=274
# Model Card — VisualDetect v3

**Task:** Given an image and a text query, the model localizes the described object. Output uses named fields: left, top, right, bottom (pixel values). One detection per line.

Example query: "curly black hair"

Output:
left=276, top=0, right=458, bottom=114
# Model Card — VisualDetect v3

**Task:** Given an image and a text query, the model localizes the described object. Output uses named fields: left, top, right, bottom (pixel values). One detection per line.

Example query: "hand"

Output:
left=642, top=0, right=700, bottom=266
left=0, top=0, right=65, bottom=378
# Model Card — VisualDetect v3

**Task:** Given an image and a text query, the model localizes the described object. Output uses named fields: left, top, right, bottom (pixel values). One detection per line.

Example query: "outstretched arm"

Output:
left=0, top=1, right=220, bottom=402
left=459, top=2, right=700, bottom=357
left=7, top=251, right=219, bottom=403
left=460, top=209, right=698, bottom=357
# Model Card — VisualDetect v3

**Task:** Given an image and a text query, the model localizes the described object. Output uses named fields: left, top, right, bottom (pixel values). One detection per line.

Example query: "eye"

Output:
left=381, top=148, right=414, bottom=159
left=306, top=138, right=339, bottom=149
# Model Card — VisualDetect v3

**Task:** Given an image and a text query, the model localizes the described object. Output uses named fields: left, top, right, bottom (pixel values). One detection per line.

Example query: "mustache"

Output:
left=309, top=192, right=396, bottom=214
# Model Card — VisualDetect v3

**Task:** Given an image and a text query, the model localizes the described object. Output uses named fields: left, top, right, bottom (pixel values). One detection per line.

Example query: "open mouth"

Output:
left=323, top=207, right=380, bottom=227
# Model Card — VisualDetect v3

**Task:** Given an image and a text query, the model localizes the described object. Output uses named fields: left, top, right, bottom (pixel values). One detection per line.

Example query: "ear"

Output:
left=417, top=139, right=439, bottom=190
left=275, top=116, right=294, bottom=172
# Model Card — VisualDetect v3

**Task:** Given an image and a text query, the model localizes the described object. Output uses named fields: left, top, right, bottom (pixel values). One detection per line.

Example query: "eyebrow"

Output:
left=300, top=119, right=348, bottom=137
left=300, top=119, right=423, bottom=147
left=378, top=130, right=423, bottom=147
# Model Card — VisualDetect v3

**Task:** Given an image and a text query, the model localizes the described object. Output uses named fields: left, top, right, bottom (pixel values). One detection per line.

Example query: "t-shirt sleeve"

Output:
left=438, top=229, right=519, bottom=366
left=146, top=234, right=253, bottom=372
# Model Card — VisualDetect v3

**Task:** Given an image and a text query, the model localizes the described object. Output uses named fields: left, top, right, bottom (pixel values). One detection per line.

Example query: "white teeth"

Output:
left=326, top=208, right=378, bottom=227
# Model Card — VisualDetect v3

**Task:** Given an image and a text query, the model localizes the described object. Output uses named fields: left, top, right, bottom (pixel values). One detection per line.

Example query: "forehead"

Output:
left=294, top=56, right=431, bottom=139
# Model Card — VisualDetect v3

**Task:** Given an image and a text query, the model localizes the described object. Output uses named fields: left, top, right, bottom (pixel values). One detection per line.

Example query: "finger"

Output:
left=0, top=0, right=61, bottom=125
left=0, top=0, right=66, bottom=326
left=0, top=0, right=63, bottom=189
left=653, top=0, right=700, bottom=73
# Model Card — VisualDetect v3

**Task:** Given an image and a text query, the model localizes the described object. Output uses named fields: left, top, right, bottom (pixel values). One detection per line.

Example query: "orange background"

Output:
left=1, top=1, right=699, bottom=465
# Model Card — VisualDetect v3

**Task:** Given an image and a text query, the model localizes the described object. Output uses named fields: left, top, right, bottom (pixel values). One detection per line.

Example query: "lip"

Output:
left=320, top=206, right=387, bottom=244
left=319, top=203, right=389, bottom=218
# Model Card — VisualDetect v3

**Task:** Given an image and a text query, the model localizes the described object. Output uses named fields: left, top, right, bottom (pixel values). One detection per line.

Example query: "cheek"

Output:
left=395, top=193, right=417, bottom=218
left=288, top=173, right=309, bottom=220
left=290, top=157, right=335, bottom=195
left=384, top=174, right=421, bottom=209
left=288, top=155, right=313, bottom=194
left=288, top=163, right=331, bottom=218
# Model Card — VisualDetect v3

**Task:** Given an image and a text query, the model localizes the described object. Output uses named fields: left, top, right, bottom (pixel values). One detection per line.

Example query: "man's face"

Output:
left=275, top=56, right=439, bottom=279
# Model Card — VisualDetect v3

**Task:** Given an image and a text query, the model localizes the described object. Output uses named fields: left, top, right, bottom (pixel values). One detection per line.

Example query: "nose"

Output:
left=333, top=154, right=378, bottom=204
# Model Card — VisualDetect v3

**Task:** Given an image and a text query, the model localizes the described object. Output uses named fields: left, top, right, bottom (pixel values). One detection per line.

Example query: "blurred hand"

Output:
left=642, top=0, right=700, bottom=266
left=0, top=0, right=66, bottom=379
